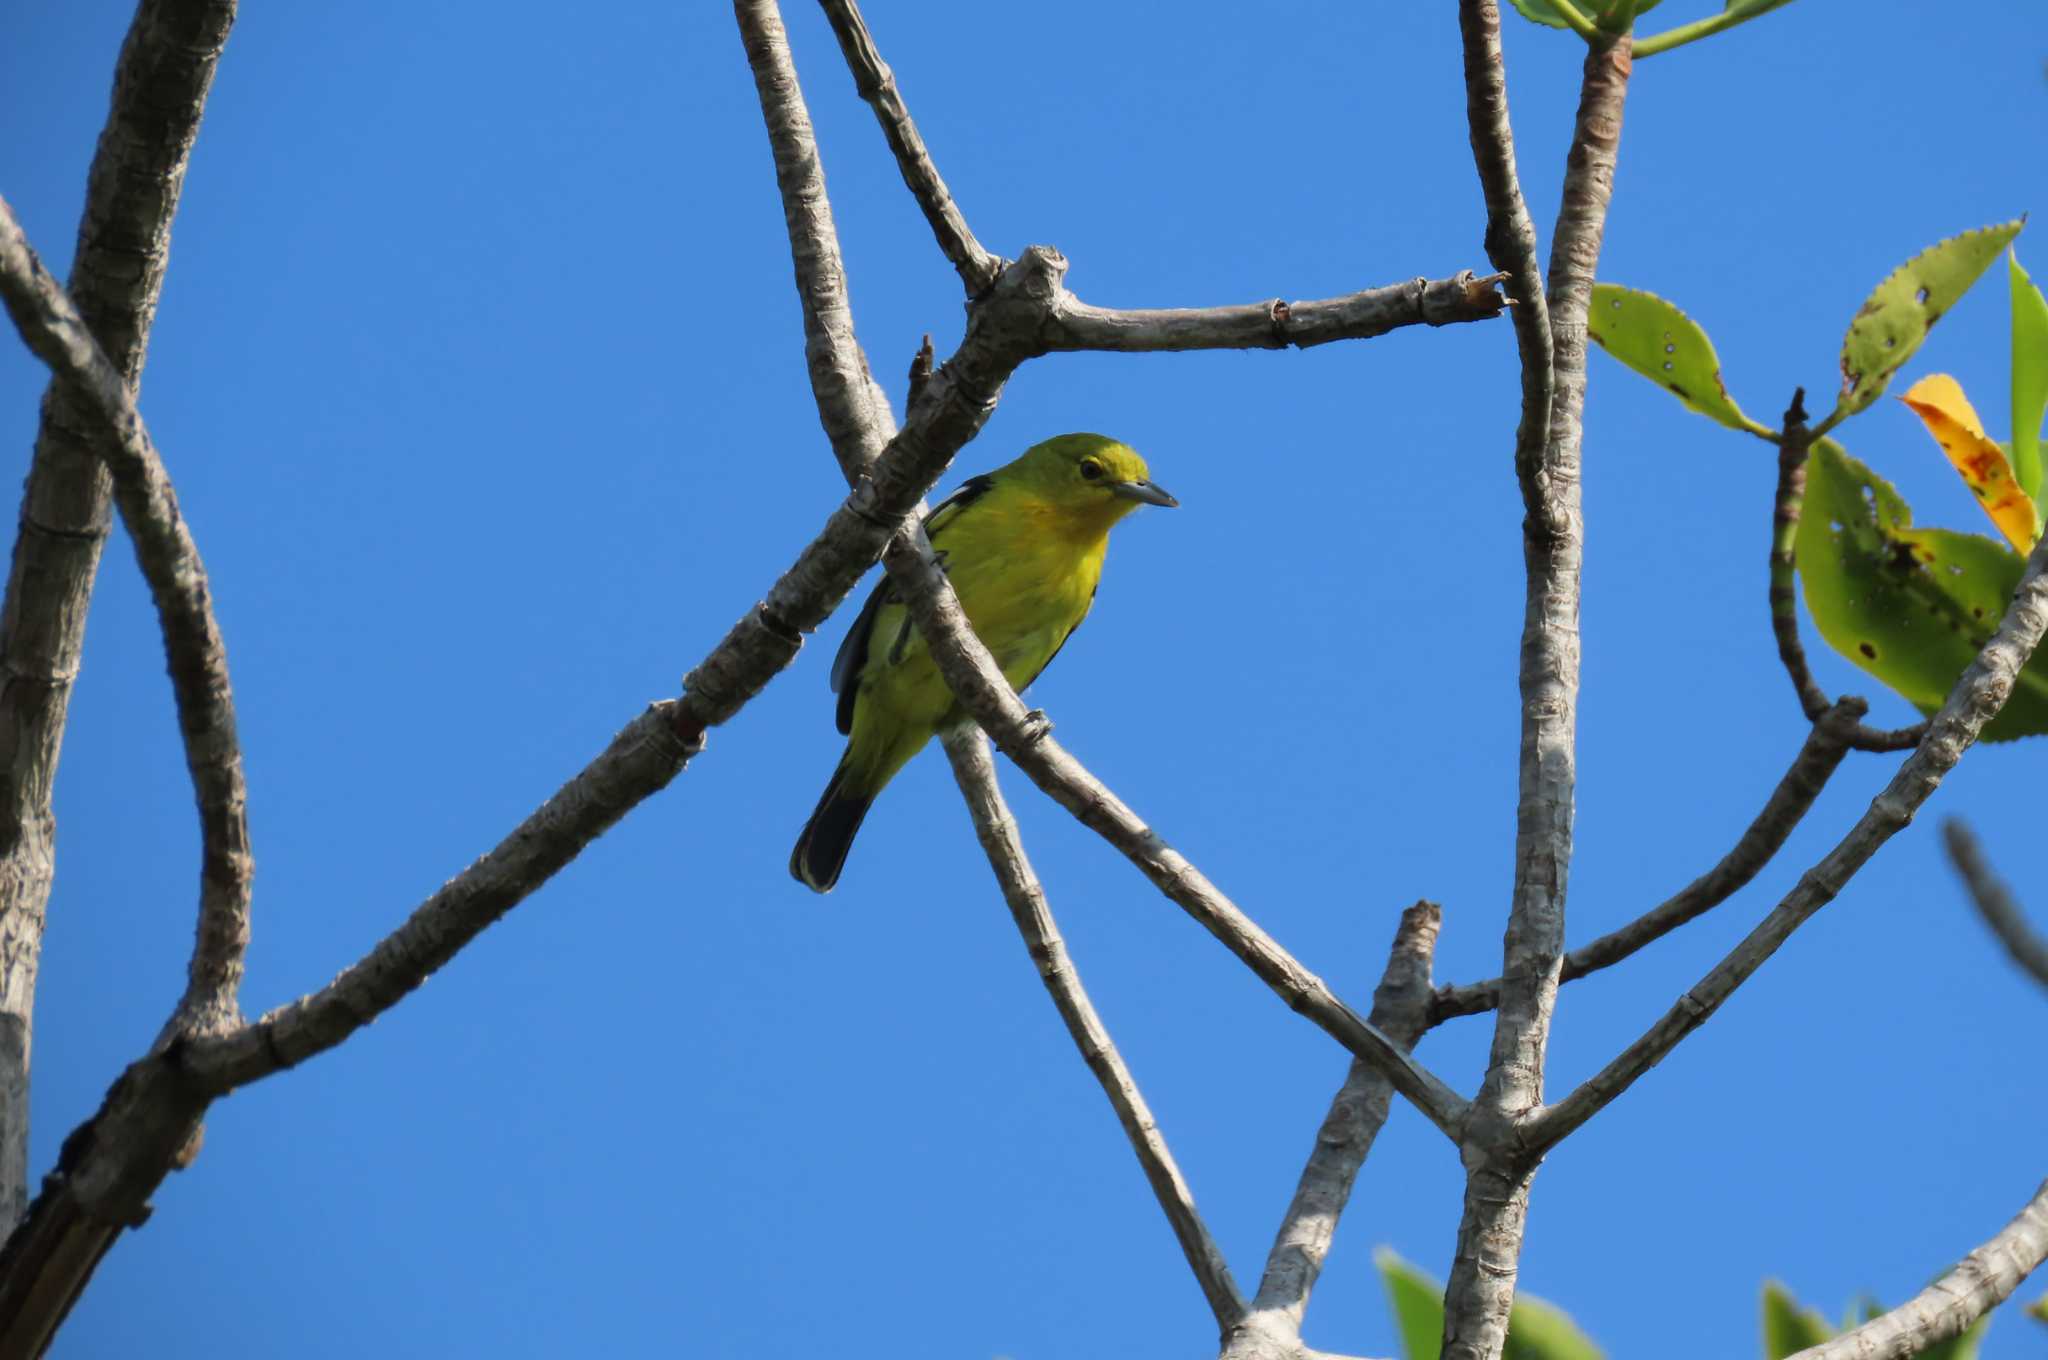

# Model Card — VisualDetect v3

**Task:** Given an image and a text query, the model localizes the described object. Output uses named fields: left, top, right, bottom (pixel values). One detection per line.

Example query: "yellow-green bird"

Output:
left=790, top=433, right=1177, bottom=892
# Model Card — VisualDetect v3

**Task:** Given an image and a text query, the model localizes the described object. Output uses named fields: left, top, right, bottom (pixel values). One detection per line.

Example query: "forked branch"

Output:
left=1533, top=523, right=2048, bottom=1151
left=0, top=198, right=251, bottom=1039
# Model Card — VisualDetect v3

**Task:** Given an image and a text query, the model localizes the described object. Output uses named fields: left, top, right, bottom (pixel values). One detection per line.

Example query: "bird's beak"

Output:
left=1110, top=479, right=1179, bottom=508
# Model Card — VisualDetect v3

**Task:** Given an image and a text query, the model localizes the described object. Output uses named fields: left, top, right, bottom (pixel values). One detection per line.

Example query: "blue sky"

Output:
left=3, top=3, right=2046, bottom=1357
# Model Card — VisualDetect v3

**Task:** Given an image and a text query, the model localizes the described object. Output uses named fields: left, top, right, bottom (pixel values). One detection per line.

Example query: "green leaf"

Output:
left=2011, top=249, right=2048, bottom=504
left=1503, top=1294, right=1604, bottom=1360
left=1377, top=1250, right=1447, bottom=1360
left=1506, top=0, right=1572, bottom=28
left=1763, top=1281, right=1835, bottom=1358
left=1375, top=1251, right=1604, bottom=1360
left=1505, top=0, right=1660, bottom=30
left=1838, top=220, right=2024, bottom=419
left=1795, top=438, right=2048, bottom=739
left=2028, top=1294, right=2048, bottom=1324
left=1588, top=283, right=1769, bottom=434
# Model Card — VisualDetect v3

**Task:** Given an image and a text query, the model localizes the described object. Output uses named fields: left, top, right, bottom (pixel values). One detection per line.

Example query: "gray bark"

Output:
left=1441, top=21, right=1629, bottom=1360
left=0, top=0, right=237, bottom=1235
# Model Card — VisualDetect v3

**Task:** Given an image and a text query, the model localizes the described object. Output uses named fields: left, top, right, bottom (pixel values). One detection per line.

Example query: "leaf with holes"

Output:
left=2012, top=249, right=2048, bottom=505
left=1763, top=1282, right=1835, bottom=1359
left=1838, top=220, right=2023, bottom=418
left=1900, top=373, right=2039, bottom=553
left=1796, top=438, right=2048, bottom=739
left=1376, top=1250, right=1604, bottom=1360
left=1588, top=283, right=1768, bottom=433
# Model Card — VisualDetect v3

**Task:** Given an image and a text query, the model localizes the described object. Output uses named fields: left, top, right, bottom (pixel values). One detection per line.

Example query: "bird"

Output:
left=790, top=432, right=1177, bottom=893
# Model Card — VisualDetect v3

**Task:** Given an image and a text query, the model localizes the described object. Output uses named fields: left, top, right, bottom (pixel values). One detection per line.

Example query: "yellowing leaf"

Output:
left=1901, top=373, right=2040, bottom=553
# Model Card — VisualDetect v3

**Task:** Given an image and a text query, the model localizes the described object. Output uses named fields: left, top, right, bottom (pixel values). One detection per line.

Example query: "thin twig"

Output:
left=1770, top=389, right=1836, bottom=723
left=0, top=0, right=238, bottom=1232
left=1786, top=1179, right=2048, bottom=1360
left=0, top=198, right=251, bottom=1040
left=1943, top=820, right=2048, bottom=993
left=1531, top=516, right=2048, bottom=1152
left=1768, top=390, right=1929, bottom=753
left=940, top=727, right=1244, bottom=1334
left=1225, top=902, right=1441, bottom=1359
left=1442, top=13, right=1628, bottom=1360
left=1431, top=702, right=1860, bottom=1021
left=816, top=0, right=1001, bottom=295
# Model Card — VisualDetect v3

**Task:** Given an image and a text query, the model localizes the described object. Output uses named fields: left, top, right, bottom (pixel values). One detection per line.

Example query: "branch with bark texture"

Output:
left=1432, top=701, right=1859, bottom=1021
left=1787, top=1179, right=2048, bottom=1360
left=0, top=0, right=237, bottom=1234
left=1943, top=820, right=2048, bottom=993
left=1224, top=902, right=1441, bottom=1360
left=1438, top=8, right=1634, bottom=1357
left=941, top=727, right=1244, bottom=1335
left=1531, top=519, right=2048, bottom=1152
left=0, top=198, right=251, bottom=1042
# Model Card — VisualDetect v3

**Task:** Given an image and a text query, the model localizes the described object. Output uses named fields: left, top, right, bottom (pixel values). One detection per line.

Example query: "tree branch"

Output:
left=0, top=0, right=237, bottom=1233
left=735, top=0, right=897, bottom=477
left=0, top=198, right=251, bottom=1040
left=940, top=726, right=1244, bottom=1334
left=1443, top=12, right=1627, bottom=1359
left=1532, top=520, right=2048, bottom=1151
left=1431, top=701, right=1859, bottom=1022
left=1942, top=820, right=2048, bottom=993
left=1045, top=273, right=1506, bottom=353
left=815, top=0, right=1000, bottom=296
left=1786, top=1179, right=2048, bottom=1360
left=880, top=523, right=1469, bottom=1140
left=1768, top=391, right=1926, bottom=753
left=1225, top=902, right=1441, bottom=1360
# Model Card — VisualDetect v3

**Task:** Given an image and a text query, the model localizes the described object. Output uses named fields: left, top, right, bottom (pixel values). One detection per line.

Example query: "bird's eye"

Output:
left=1079, top=460, right=1104, bottom=481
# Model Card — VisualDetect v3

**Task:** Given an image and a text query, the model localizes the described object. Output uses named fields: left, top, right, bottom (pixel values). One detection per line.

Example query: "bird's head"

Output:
left=1014, top=433, right=1178, bottom=522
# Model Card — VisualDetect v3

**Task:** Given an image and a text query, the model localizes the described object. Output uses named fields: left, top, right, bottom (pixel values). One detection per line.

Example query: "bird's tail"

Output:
left=789, top=756, right=876, bottom=894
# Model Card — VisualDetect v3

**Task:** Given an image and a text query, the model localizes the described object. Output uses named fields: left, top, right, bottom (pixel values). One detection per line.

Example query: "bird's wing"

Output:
left=828, top=474, right=995, bottom=735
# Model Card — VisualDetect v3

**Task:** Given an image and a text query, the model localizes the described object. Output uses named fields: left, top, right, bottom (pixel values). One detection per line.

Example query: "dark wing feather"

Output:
left=828, top=474, right=996, bottom=735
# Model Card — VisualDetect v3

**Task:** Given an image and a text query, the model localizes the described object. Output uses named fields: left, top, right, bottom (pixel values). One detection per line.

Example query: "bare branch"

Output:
left=0, top=0, right=237, bottom=1231
left=1226, top=902, right=1441, bottom=1359
left=1943, top=820, right=2048, bottom=993
left=0, top=239, right=1073, bottom=1357
left=1442, top=12, right=1628, bottom=1358
left=1532, top=522, right=2048, bottom=1151
left=1769, top=391, right=1838, bottom=724
left=940, top=727, right=1244, bottom=1334
left=1787, top=1179, right=2048, bottom=1360
left=0, top=198, right=251, bottom=1040
left=815, top=0, right=1000, bottom=295
left=879, top=524, right=1469, bottom=1139
left=1046, top=273, right=1505, bottom=353
left=1432, top=702, right=1860, bottom=1021
left=1768, top=390, right=1926, bottom=753
left=735, top=0, right=896, bottom=477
